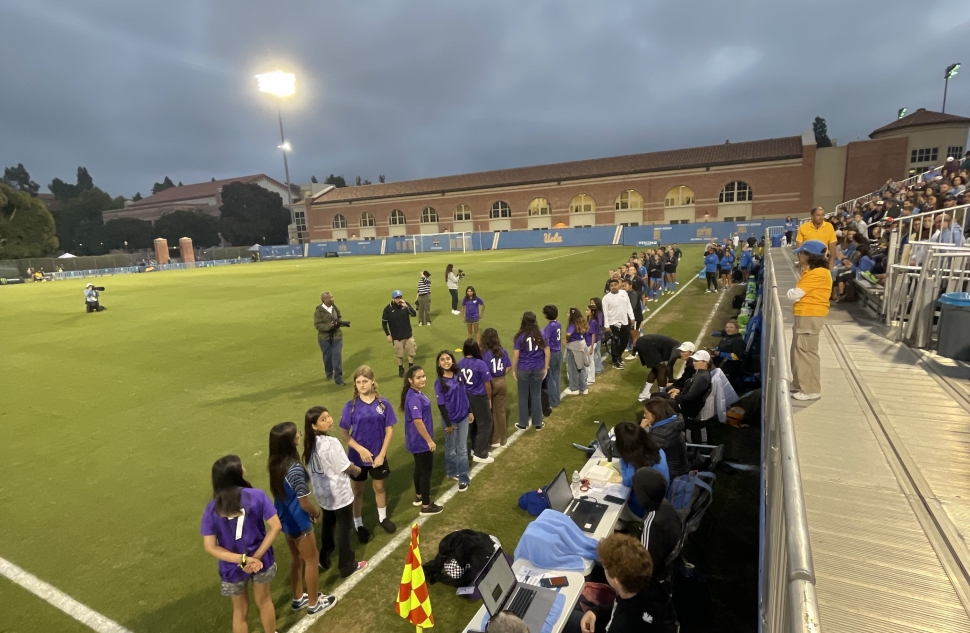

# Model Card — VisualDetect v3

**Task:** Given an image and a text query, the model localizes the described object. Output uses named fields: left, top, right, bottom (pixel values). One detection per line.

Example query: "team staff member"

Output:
left=787, top=240, right=832, bottom=401
left=602, top=279, right=634, bottom=369
left=314, top=291, right=345, bottom=385
left=795, top=207, right=837, bottom=269
left=704, top=248, right=719, bottom=293
left=633, top=334, right=681, bottom=400
left=416, top=271, right=432, bottom=326
left=339, top=366, right=397, bottom=542
left=84, top=283, right=106, bottom=312
left=382, top=290, right=418, bottom=378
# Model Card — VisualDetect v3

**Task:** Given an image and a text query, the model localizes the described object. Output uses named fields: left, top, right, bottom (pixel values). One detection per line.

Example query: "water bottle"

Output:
left=572, top=470, right=581, bottom=484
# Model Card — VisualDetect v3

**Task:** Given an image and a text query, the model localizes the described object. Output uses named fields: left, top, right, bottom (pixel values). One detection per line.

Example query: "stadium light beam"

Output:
left=943, top=63, right=961, bottom=113
left=255, top=71, right=297, bottom=234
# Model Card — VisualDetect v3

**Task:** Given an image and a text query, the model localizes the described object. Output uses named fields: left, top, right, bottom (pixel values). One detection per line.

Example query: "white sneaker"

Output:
left=792, top=392, right=821, bottom=401
left=625, top=353, right=638, bottom=361
left=472, top=454, right=495, bottom=464
left=580, top=390, right=588, bottom=395
left=417, top=323, right=423, bottom=326
left=452, top=310, right=459, bottom=315
left=491, top=442, right=501, bottom=448
left=562, top=389, right=580, bottom=396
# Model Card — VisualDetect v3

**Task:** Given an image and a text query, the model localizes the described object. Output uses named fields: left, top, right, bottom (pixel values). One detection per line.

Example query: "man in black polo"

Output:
left=382, top=290, right=417, bottom=377
left=314, top=291, right=346, bottom=385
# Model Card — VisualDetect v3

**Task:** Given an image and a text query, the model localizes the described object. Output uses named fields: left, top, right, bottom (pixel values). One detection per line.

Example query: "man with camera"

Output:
left=314, top=291, right=349, bottom=386
left=84, top=283, right=106, bottom=312
left=382, top=290, right=417, bottom=377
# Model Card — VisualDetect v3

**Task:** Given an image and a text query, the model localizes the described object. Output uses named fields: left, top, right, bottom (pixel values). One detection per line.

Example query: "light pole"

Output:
left=943, top=63, right=961, bottom=113
left=897, top=108, right=907, bottom=119
left=256, top=71, right=296, bottom=226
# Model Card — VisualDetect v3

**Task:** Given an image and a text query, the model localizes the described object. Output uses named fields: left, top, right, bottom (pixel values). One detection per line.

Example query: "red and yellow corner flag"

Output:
left=395, top=523, right=434, bottom=631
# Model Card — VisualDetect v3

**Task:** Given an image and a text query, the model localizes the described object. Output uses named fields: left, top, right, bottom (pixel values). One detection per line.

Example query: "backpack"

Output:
left=518, top=488, right=549, bottom=516
left=731, top=293, right=745, bottom=309
left=732, top=268, right=744, bottom=282
left=665, top=471, right=715, bottom=537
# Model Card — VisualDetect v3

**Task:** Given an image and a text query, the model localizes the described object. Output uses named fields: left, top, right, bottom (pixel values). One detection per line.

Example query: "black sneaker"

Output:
left=420, top=503, right=444, bottom=515
left=291, top=593, right=309, bottom=611
left=334, top=379, right=346, bottom=386
left=379, top=518, right=396, bottom=533
left=319, top=557, right=332, bottom=571
left=412, top=495, right=423, bottom=506
left=398, top=366, right=405, bottom=378
left=307, top=593, right=336, bottom=615
left=614, top=362, right=626, bottom=370
left=356, top=525, right=373, bottom=543
left=535, top=424, right=545, bottom=430
left=514, top=423, right=528, bottom=431
left=458, top=481, right=469, bottom=492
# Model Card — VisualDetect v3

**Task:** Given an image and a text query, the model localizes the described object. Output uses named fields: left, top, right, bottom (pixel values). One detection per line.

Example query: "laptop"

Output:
left=546, top=468, right=609, bottom=533
left=474, top=548, right=558, bottom=633
left=596, top=422, right=614, bottom=461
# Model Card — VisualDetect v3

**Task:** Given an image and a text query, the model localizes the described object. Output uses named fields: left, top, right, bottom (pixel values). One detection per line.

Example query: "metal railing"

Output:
left=834, top=172, right=928, bottom=215
left=759, top=240, right=821, bottom=633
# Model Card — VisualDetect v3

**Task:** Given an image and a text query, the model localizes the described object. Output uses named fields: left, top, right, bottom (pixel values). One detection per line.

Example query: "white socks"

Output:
left=353, top=516, right=363, bottom=529
left=377, top=507, right=387, bottom=522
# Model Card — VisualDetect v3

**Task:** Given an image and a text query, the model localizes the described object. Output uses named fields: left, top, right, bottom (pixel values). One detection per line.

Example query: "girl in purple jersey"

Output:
left=563, top=307, right=590, bottom=396
left=481, top=328, right=512, bottom=447
left=435, top=350, right=472, bottom=491
left=512, top=311, right=550, bottom=431
left=201, top=455, right=282, bottom=633
left=401, top=365, right=443, bottom=514
left=461, top=286, right=485, bottom=344
left=584, top=305, right=601, bottom=384
left=588, top=297, right=606, bottom=377
left=458, top=338, right=494, bottom=463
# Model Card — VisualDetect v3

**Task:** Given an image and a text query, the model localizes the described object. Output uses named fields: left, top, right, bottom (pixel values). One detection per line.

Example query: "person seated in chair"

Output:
left=632, top=467, right=682, bottom=583
left=667, top=350, right=712, bottom=444
left=640, top=398, right=688, bottom=481
left=713, top=320, right=745, bottom=390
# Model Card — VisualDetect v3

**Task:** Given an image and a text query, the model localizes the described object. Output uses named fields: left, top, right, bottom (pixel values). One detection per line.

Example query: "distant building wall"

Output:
left=842, top=137, right=908, bottom=201
left=813, top=145, right=848, bottom=212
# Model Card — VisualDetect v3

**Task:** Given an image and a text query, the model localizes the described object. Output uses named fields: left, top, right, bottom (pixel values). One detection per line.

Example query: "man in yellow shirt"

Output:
left=794, top=207, right=837, bottom=269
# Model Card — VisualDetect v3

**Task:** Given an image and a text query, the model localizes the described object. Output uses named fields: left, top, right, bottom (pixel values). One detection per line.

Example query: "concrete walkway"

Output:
left=771, top=249, right=970, bottom=633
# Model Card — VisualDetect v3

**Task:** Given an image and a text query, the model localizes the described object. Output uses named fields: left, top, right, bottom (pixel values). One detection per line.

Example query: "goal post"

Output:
left=412, top=232, right=471, bottom=254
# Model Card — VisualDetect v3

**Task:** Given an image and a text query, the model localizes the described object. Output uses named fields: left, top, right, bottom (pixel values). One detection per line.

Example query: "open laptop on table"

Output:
left=546, top=468, right=609, bottom=533
left=474, top=548, right=557, bottom=633
left=596, top=422, right=614, bottom=461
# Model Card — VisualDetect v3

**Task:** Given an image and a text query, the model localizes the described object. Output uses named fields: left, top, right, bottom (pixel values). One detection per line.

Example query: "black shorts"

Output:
left=664, top=265, right=676, bottom=274
left=720, top=267, right=732, bottom=275
left=349, top=460, right=390, bottom=482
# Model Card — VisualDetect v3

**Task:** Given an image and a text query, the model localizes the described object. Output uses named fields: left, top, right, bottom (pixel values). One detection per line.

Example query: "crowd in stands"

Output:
left=200, top=246, right=765, bottom=633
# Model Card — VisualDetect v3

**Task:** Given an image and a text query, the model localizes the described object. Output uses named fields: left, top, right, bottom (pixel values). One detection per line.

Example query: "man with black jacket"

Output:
left=314, top=291, right=345, bottom=385
left=634, top=334, right=680, bottom=400
left=668, top=350, right=712, bottom=443
left=382, top=290, right=417, bottom=378
left=633, top=467, right=683, bottom=582
left=713, top=320, right=746, bottom=390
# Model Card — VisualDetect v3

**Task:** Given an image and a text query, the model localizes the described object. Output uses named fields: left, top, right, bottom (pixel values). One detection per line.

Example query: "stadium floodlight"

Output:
left=897, top=108, right=907, bottom=119
left=943, top=63, right=961, bottom=113
left=256, top=71, right=297, bottom=231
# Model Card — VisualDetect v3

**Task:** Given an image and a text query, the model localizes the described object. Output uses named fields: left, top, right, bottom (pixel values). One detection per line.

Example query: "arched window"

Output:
left=421, top=206, right=438, bottom=223
left=571, top=194, right=597, bottom=213
left=528, top=198, right=551, bottom=216
left=489, top=201, right=511, bottom=218
left=614, top=190, right=643, bottom=210
left=455, top=204, right=472, bottom=221
left=332, top=213, right=347, bottom=229
left=389, top=209, right=406, bottom=225
left=664, top=186, right=695, bottom=207
left=719, top=181, right=752, bottom=203
left=360, top=212, right=376, bottom=227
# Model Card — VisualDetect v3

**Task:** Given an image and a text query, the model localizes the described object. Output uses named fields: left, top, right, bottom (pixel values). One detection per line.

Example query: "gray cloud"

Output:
left=1, top=0, right=968, bottom=198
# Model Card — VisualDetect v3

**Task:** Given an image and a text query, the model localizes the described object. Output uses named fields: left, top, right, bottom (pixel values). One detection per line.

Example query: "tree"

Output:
left=0, top=183, right=58, bottom=259
left=178, top=181, right=183, bottom=186
left=813, top=117, right=833, bottom=148
left=324, top=174, right=346, bottom=188
left=75, top=167, right=94, bottom=192
left=378, top=175, right=385, bottom=184
left=132, top=192, right=143, bottom=201
left=51, top=187, right=124, bottom=254
left=218, top=182, right=289, bottom=245
left=153, top=210, right=220, bottom=248
left=48, top=166, right=96, bottom=200
left=310, top=175, right=318, bottom=183
left=2, top=164, right=40, bottom=196
left=103, top=218, right=153, bottom=250
left=152, top=177, right=176, bottom=195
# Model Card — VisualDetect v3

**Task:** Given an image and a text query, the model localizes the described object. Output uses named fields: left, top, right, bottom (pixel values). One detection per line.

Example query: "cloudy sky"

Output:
left=1, top=0, right=969, bottom=198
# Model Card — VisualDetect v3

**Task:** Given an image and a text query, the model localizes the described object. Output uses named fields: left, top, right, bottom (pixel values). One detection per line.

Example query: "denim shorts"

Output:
left=220, top=562, right=278, bottom=596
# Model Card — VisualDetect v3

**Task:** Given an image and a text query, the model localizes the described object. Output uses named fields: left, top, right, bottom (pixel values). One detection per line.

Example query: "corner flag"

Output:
left=395, top=523, right=434, bottom=631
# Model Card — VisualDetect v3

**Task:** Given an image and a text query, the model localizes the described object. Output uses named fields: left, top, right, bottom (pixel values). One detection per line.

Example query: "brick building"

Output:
left=298, top=110, right=969, bottom=242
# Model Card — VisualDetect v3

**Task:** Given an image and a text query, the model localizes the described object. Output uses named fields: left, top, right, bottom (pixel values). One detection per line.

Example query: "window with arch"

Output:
left=570, top=193, right=597, bottom=213
left=528, top=198, right=551, bottom=216
left=614, top=189, right=643, bottom=210
left=389, top=209, right=406, bottom=225
left=455, top=204, right=472, bottom=221
left=664, top=186, right=695, bottom=207
left=718, top=181, right=752, bottom=203
left=332, top=213, right=347, bottom=229
left=489, top=201, right=511, bottom=218
left=421, top=206, right=438, bottom=223
left=359, top=212, right=376, bottom=227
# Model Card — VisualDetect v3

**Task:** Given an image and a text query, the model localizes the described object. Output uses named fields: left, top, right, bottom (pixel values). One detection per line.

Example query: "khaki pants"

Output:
left=417, top=294, right=431, bottom=324
left=489, top=375, right=508, bottom=446
left=790, top=316, right=824, bottom=395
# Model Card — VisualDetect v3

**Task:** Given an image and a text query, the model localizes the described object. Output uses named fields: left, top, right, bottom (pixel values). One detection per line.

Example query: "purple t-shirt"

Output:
left=457, top=357, right=492, bottom=396
left=200, top=488, right=277, bottom=583
left=565, top=323, right=584, bottom=343
left=339, top=397, right=397, bottom=467
left=434, top=374, right=470, bottom=424
left=483, top=348, right=512, bottom=378
left=542, top=321, right=562, bottom=352
left=404, top=389, right=435, bottom=454
left=514, top=333, right=546, bottom=372
left=585, top=318, right=600, bottom=347
left=462, top=296, right=485, bottom=321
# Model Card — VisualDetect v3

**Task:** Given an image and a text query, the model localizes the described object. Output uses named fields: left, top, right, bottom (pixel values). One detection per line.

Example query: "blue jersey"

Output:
left=720, top=254, right=734, bottom=269
left=704, top=254, right=720, bottom=273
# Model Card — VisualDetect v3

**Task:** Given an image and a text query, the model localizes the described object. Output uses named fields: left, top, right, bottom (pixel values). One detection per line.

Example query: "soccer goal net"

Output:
left=410, top=232, right=471, bottom=254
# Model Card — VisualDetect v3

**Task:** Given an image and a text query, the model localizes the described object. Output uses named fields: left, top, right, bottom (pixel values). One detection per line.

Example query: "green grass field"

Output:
left=0, top=245, right=757, bottom=633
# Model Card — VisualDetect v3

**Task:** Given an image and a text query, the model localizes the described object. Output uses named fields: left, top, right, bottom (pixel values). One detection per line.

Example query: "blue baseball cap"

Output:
left=793, top=240, right=827, bottom=255
left=391, top=289, right=403, bottom=298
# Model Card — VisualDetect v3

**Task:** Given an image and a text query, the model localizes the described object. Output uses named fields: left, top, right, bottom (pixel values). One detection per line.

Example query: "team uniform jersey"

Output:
left=647, top=259, right=663, bottom=279
left=720, top=254, right=734, bottom=271
left=339, top=397, right=398, bottom=467
left=513, top=333, right=546, bottom=371
left=457, top=356, right=492, bottom=396
left=565, top=323, right=585, bottom=343
left=483, top=347, right=512, bottom=377
left=307, top=435, right=355, bottom=511
left=584, top=317, right=600, bottom=347
left=273, top=462, right=313, bottom=536
left=200, top=488, right=278, bottom=583
left=462, top=297, right=485, bottom=322
left=542, top=321, right=562, bottom=352
left=403, top=388, right=435, bottom=453
left=434, top=374, right=470, bottom=423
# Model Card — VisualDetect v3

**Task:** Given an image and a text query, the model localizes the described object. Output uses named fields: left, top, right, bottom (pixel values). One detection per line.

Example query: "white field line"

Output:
left=639, top=270, right=698, bottom=327
left=0, top=557, right=133, bottom=633
left=694, top=285, right=731, bottom=346
left=285, top=426, right=528, bottom=633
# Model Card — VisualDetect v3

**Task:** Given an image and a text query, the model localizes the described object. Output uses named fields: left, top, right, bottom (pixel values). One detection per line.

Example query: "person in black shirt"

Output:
left=633, top=467, right=682, bottom=582
left=713, top=319, right=746, bottom=390
left=621, top=279, right=643, bottom=360
left=382, top=290, right=417, bottom=377
left=668, top=350, right=712, bottom=443
left=646, top=253, right=663, bottom=301
left=633, top=334, right=680, bottom=399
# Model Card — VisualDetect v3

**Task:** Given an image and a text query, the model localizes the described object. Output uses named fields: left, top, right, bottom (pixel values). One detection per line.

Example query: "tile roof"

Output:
left=128, top=174, right=282, bottom=207
left=312, top=136, right=803, bottom=204
left=870, top=108, right=970, bottom=138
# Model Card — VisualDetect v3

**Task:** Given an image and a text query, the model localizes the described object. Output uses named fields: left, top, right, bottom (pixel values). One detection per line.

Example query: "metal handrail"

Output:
left=759, top=237, right=821, bottom=633
left=834, top=172, right=928, bottom=215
